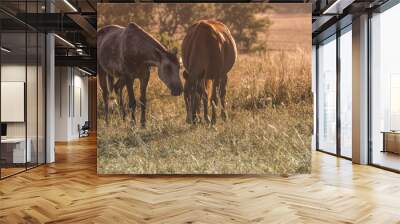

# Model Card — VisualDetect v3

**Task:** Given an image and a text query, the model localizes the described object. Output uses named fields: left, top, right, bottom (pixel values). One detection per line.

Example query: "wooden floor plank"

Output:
left=0, top=135, right=399, bottom=223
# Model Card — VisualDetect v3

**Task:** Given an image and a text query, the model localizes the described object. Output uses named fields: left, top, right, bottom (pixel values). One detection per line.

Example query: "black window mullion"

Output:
left=0, top=23, right=2, bottom=179
left=316, top=45, right=319, bottom=151
left=36, top=0, right=39, bottom=168
left=367, top=11, right=373, bottom=165
left=73, top=68, right=75, bottom=118
left=336, top=28, right=341, bottom=157
left=44, top=30, right=47, bottom=164
left=25, top=0, right=28, bottom=171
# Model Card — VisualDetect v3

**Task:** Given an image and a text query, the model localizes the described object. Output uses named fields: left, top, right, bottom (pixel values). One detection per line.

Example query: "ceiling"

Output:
left=0, top=0, right=395, bottom=74
left=311, top=0, right=391, bottom=42
left=0, top=0, right=97, bottom=74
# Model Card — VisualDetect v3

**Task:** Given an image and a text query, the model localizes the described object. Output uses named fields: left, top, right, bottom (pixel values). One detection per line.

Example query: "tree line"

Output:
left=98, top=3, right=272, bottom=53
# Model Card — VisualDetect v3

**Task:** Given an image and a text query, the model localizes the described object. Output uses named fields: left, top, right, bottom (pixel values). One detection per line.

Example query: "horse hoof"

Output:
left=221, top=113, right=227, bottom=122
left=211, top=118, right=216, bottom=125
left=193, top=116, right=201, bottom=124
left=130, top=119, right=136, bottom=126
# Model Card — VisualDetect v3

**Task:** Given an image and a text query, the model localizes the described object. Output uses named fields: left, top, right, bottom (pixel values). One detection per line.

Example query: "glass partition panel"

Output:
left=27, top=31, right=38, bottom=169
left=0, top=1, right=46, bottom=179
left=317, top=35, right=337, bottom=154
left=339, top=27, right=352, bottom=158
left=38, top=33, right=45, bottom=165
left=371, top=3, right=400, bottom=171
left=1, top=31, right=27, bottom=177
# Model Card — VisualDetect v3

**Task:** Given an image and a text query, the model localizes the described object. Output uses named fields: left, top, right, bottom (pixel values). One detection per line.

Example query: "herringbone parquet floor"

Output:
left=0, top=135, right=400, bottom=224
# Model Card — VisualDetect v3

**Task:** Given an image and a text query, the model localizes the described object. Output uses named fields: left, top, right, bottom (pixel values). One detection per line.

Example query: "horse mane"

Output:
left=127, top=23, right=167, bottom=52
left=127, top=22, right=178, bottom=63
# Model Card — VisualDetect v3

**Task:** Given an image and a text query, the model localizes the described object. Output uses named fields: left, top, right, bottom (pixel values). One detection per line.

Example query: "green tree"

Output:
left=215, top=4, right=272, bottom=52
left=98, top=3, right=272, bottom=52
left=98, top=4, right=155, bottom=30
left=157, top=4, right=214, bottom=35
left=156, top=4, right=214, bottom=51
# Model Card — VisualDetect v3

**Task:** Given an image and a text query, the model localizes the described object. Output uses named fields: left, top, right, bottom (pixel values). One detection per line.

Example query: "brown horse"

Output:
left=98, top=23, right=183, bottom=126
left=181, top=20, right=237, bottom=124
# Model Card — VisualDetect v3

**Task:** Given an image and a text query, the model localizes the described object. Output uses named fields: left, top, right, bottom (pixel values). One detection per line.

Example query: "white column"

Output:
left=54, top=67, right=73, bottom=141
left=352, top=14, right=369, bottom=164
left=46, top=33, right=55, bottom=163
left=45, top=1, right=55, bottom=163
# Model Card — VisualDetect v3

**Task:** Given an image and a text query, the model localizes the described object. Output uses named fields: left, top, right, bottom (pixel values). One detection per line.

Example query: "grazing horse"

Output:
left=106, top=67, right=150, bottom=122
left=98, top=23, right=183, bottom=126
left=181, top=20, right=237, bottom=124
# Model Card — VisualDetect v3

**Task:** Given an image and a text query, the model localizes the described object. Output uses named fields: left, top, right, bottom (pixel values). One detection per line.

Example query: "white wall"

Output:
left=1, top=65, right=26, bottom=138
left=1, top=64, right=25, bottom=81
left=55, top=66, right=69, bottom=141
left=72, top=73, right=89, bottom=138
left=1, top=82, right=25, bottom=122
left=1, top=63, right=46, bottom=164
left=1, top=65, right=32, bottom=138
left=55, top=67, right=89, bottom=141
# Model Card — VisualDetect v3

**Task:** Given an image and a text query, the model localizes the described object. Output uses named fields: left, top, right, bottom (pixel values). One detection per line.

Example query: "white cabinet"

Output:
left=1, top=138, right=32, bottom=163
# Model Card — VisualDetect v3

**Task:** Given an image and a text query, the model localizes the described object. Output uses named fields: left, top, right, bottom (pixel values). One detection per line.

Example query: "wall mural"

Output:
left=97, top=3, right=312, bottom=175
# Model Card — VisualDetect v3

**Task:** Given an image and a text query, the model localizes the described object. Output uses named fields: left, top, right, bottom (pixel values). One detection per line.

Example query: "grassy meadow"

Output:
left=97, top=49, right=313, bottom=175
left=97, top=4, right=312, bottom=175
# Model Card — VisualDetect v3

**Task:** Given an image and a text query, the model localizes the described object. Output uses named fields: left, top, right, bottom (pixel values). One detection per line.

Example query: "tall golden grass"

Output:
left=97, top=49, right=312, bottom=175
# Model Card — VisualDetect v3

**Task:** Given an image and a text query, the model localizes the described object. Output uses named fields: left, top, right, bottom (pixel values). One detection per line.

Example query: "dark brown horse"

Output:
left=106, top=66, right=149, bottom=124
left=181, top=20, right=237, bottom=124
left=98, top=23, right=183, bottom=126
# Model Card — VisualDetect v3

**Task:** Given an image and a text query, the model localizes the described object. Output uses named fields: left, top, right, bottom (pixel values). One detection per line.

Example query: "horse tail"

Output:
left=107, top=75, right=114, bottom=93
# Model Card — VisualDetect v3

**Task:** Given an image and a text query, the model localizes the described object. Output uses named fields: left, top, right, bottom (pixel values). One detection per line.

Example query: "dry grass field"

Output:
left=97, top=4, right=312, bottom=175
left=97, top=48, right=312, bottom=175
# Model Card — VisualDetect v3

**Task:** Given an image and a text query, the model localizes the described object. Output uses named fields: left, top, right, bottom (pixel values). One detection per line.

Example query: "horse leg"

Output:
left=99, top=73, right=109, bottom=124
left=188, top=78, right=199, bottom=124
left=219, top=74, right=228, bottom=121
left=117, top=85, right=126, bottom=120
left=192, top=80, right=202, bottom=124
left=184, top=80, right=192, bottom=124
left=201, top=80, right=210, bottom=123
left=211, top=79, right=219, bottom=125
left=195, top=83, right=202, bottom=122
left=139, top=70, right=150, bottom=127
left=126, top=78, right=136, bottom=124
